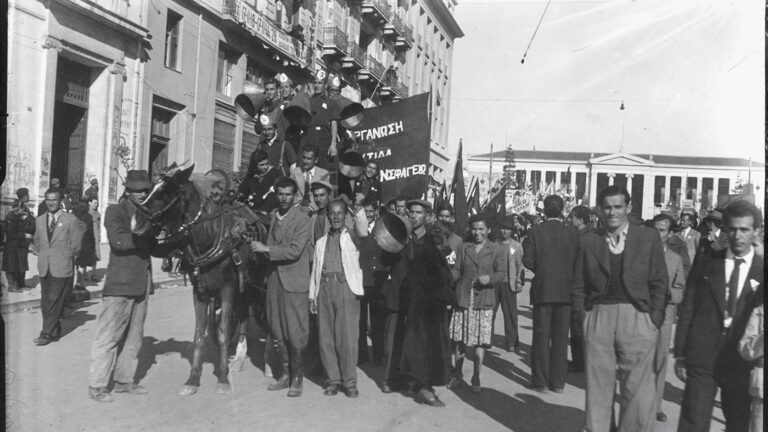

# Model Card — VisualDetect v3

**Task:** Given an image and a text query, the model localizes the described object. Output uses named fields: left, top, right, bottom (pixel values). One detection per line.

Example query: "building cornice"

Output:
left=51, top=0, right=150, bottom=40
left=423, top=0, right=464, bottom=40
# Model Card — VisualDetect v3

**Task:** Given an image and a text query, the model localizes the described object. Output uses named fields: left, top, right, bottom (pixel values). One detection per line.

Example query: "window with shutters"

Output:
left=241, top=128, right=259, bottom=172
left=164, top=10, right=182, bottom=70
left=216, top=44, right=237, bottom=97
left=212, top=119, right=235, bottom=170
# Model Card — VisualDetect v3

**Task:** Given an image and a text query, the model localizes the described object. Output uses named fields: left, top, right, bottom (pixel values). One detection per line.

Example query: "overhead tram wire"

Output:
left=520, top=0, right=553, bottom=64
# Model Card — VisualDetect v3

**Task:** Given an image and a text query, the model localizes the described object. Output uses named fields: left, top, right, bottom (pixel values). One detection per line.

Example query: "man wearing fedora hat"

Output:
left=3, top=188, right=36, bottom=293
left=88, top=170, right=160, bottom=402
left=32, top=188, right=87, bottom=345
left=700, top=209, right=728, bottom=257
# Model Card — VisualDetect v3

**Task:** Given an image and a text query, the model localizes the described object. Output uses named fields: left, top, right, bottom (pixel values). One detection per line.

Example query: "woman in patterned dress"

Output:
left=448, top=214, right=507, bottom=393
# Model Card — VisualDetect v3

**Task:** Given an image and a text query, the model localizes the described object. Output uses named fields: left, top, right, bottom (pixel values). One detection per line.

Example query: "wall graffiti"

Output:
left=3, top=148, right=37, bottom=201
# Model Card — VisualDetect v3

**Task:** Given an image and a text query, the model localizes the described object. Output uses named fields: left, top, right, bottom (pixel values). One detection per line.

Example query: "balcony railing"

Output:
left=322, top=27, right=348, bottom=56
left=365, top=55, right=385, bottom=80
left=396, top=23, right=413, bottom=49
left=342, top=42, right=366, bottom=69
left=385, top=15, right=404, bottom=38
left=362, top=0, right=391, bottom=25
left=222, top=0, right=237, bottom=18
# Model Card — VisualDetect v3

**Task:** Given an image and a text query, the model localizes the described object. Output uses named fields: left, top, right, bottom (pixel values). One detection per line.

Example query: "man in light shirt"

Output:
left=675, top=200, right=764, bottom=432
left=677, top=212, right=700, bottom=265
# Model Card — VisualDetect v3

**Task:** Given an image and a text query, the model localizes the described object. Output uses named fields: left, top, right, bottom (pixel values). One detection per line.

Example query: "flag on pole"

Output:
left=451, top=140, right=468, bottom=231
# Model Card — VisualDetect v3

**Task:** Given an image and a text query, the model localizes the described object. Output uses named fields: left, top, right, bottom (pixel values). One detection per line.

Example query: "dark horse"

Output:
left=134, top=162, right=266, bottom=395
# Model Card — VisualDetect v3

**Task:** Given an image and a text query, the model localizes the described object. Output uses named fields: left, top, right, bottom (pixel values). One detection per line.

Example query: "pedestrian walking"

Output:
left=250, top=177, right=312, bottom=397
left=309, top=198, right=364, bottom=397
left=73, top=201, right=97, bottom=287
left=523, top=195, right=578, bottom=393
left=572, top=186, right=668, bottom=432
left=567, top=205, right=591, bottom=373
left=448, top=214, right=506, bottom=394
left=87, top=195, right=102, bottom=278
left=32, top=188, right=86, bottom=346
left=651, top=214, right=686, bottom=423
left=675, top=200, right=763, bottom=432
left=495, top=215, right=525, bottom=353
left=3, top=188, right=35, bottom=292
left=88, top=170, right=160, bottom=402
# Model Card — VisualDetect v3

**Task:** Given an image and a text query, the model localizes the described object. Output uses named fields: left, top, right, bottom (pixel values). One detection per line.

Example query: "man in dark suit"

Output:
left=88, top=170, right=159, bottom=402
left=572, top=186, right=668, bottom=432
left=250, top=176, right=312, bottom=397
left=674, top=200, right=764, bottom=432
left=32, top=188, right=86, bottom=345
left=523, top=195, right=578, bottom=393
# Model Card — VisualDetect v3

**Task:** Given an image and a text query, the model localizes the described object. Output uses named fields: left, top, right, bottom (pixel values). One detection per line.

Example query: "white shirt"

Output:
left=723, top=246, right=754, bottom=327
left=605, top=221, right=630, bottom=255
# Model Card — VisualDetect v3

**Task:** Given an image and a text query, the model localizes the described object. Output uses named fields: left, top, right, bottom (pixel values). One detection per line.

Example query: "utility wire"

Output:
left=521, top=0, right=553, bottom=64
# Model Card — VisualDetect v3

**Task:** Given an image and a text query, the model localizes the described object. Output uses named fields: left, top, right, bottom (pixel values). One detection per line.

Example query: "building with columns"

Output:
left=466, top=150, right=764, bottom=220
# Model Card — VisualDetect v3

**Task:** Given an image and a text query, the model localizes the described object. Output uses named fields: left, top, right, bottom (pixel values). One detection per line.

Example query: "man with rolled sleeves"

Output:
left=88, top=170, right=158, bottom=402
left=309, top=198, right=365, bottom=397
left=572, top=186, right=668, bottom=432
left=250, top=176, right=312, bottom=397
left=32, top=188, right=86, bottom=345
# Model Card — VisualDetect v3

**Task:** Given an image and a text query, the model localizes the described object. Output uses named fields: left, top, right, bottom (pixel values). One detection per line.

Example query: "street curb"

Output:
left=1, top=278, right=187, bottom=315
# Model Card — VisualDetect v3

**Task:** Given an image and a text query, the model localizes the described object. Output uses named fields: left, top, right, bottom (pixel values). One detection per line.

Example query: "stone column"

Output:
left=555, top=171, right=562, bottom=191
left=588, top=167, right=598, bottom=207
left=608, top=173, right=615, bottom=186
left=663, top=176, right=670, bottom=206
left=38, top=36, right=63, bottom=200
left=626, top=173, right=633, bottom=193
left=570, top=170, right=577, bottom=196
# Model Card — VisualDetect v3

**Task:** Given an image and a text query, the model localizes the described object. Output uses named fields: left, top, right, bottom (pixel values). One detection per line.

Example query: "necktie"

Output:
left=726, top=258, right=745, bottom=319
left=303, top=172, right=311, bottom=204
left=47, top=214, right=56, bottom=241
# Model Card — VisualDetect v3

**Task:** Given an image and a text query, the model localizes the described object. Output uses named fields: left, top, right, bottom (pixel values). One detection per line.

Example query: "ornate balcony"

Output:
left=362, top=0, right=390, bottom=26
left=322, top=27, right=348, bottom=57
left=397, top=24, right=413, bottom=49
left=342, top=42, right=366, bottom=70
left=380, top=74, right=396, bottom=97
left=358, top=55, right=385, bottom=82
left=384, top=15, right=403, bottom=38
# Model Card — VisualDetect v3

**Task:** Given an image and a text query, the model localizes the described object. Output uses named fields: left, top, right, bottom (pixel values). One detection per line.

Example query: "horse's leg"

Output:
left=180, top=294, right=207, bottom=396
left=215, top=286, right=233, bottom=394
left=231, top=299, right=248, bottom=372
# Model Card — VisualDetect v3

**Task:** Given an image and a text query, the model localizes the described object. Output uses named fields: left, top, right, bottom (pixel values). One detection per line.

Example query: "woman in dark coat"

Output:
left=397, top=220, right=455, bottom=407
left=2, top=189, right=35, bottom=292
left=73, top=202, right=97, bottom=286
left=237, top=149, right=280, bottom=214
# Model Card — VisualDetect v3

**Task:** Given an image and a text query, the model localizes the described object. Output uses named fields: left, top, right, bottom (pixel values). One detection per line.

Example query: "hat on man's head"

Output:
left=314, top=69, right=327, bottom=82
left=259, top=111, right=278, bottom=127
left=706, top=209, right=723, bottom=222
left=327, top=73, right=344, bottom=90
left=499, top=215, right=516, bottom=230
left=310, top=178, right=334, bottom=193
left=276, top=73, right=292, bottom=85
left=407, top=199, right=432, bottom=212
left=123, top=170, right=152, bottom=191
left=90, top=177, right=99, bottom=185
left=15, top=188, right=29, bottom=199
left=50, top=178, right=61, bottom=188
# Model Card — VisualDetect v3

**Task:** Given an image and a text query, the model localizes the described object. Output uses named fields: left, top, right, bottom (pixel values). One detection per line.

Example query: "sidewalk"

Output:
left=1, top=243, right=186, bottom=314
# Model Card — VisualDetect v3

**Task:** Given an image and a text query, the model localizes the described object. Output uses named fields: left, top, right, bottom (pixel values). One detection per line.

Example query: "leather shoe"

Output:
left=416, top=389, right=445, bottom=407
left=550, top=387, right=564, bottom=394
left=530, top=385, right=549, bottom=394
left=114, top=382, right=148, bottom=395
left=34, top=334, right=53, bottom=346
left=343, top=386, right=359, bottom=398
left=88, top=387, right=114, bottom=403
left=324, top=384, right=339, bottom=396
left=656, top=412, right=667, bottom=422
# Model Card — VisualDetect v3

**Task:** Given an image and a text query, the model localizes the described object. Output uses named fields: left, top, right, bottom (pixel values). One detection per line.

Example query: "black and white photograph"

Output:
left=3, top=0, right=764, bottom=430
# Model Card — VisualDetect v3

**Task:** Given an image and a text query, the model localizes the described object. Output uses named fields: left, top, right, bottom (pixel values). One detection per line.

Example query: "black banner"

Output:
left=348, top=93, right=430, bottom=200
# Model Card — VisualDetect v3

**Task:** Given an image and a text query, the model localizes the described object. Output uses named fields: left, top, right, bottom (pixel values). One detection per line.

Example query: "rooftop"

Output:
left=469, top=150, right=763, bottom=168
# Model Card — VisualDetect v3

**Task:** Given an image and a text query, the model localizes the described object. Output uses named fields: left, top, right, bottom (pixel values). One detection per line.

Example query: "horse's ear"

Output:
left=178, top=163, right=195, bottom=182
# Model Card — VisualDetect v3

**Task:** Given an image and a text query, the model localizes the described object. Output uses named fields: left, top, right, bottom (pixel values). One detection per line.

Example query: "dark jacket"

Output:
left=522, top=219, right=578, bottom=304
left=359, top=234, right=385, bottom=287
left=353, top=174, right=381, bottom=204
left=266, top=205, right=311, bottom=293
left=2, top=207, right=35, bottom=273
left=674, top=248, right=763, bottom=378
left=456, top=241, right=507, bottom=309
left=103, top=199, right=156, bottom=296
left=238, top=168, right=280, bottom=213
left=572, top=224, right=669, bottom=328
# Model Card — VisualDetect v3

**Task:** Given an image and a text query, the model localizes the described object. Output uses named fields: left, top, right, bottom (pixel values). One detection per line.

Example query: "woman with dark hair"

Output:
left=85, top=195, right=101, bottom=279
left=73, top=201, right=97, bottom=287
left=238, top=149, right=280, bottom=213
left=448, top=214, right=507, bottom=393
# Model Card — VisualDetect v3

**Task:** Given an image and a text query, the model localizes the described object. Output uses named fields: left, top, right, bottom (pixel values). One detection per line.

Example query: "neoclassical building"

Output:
left=466, top=150, right=764, bottom=220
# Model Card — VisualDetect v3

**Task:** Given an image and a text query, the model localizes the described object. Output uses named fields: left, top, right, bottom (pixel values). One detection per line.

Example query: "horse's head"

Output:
left=135, top=161, right=198, bottom=238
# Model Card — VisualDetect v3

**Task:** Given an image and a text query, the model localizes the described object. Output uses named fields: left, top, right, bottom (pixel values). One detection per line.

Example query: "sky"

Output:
left=446, top=0, right=765, bottom=163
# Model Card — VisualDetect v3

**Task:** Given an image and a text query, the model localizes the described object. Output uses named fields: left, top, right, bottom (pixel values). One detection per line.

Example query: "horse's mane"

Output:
left=189, top=172, right=226, bottom=202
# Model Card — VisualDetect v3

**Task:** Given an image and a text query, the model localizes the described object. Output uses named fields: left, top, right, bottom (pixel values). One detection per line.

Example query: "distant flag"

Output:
left=469, top=180, right=481, bottom=215
left=451, top=140, right=468, bottom=231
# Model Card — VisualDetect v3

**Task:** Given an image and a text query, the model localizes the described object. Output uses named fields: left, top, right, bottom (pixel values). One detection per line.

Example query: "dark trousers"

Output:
left=531, top=302, right=571, bottom=390
left=570, top=308, right=585, bottom=370
left=40, top=274, right=73, bottom=337
left=7, top=271, right=26, bottom=291
left=493, top=284, right=519, bottom=350
left=359, top=282, right=386, bottom=362
left=678, top=364, right=751, bottom=432
left=383, top=310, right=405, bottom=383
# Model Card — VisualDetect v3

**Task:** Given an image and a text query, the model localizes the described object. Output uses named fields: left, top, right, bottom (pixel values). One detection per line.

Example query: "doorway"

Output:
left=51, top=57, right=92, bottom=204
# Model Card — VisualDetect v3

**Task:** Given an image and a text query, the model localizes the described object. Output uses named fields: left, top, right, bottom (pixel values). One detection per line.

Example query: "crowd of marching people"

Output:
left=5, top=65, right=764, bottom=432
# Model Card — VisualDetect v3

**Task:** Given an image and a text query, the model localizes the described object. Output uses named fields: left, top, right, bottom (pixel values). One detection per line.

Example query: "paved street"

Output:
left=5, top=276, right=724, bottom=432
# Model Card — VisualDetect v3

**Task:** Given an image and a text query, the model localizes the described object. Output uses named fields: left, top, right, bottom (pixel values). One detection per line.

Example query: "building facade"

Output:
left=6, top=0, right=461, bottom=215
left=466, top=150, right=765, bottom=220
